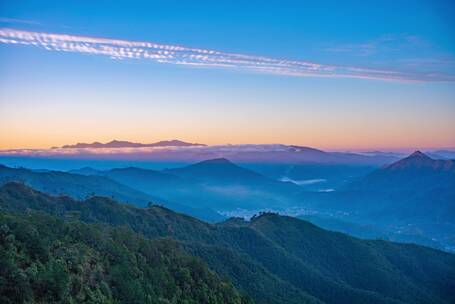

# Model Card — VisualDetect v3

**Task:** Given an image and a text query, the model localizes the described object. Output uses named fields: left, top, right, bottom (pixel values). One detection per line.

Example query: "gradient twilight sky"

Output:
left=0, top=0, right=454, bottom=151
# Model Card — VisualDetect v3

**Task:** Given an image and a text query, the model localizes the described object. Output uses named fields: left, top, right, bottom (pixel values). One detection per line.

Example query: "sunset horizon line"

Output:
left=1, top=138, right=454, bottom=154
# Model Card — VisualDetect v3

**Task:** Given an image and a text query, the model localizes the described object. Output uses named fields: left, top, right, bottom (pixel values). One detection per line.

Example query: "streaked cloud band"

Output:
left=0, top=28, right=453, bottom=82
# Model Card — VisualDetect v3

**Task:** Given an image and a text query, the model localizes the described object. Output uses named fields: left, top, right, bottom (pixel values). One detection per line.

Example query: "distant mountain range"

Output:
left=54, top=139, right=206, bottom=149
left=214, top=151, right=455, bottom=251
left=4, top=139, right=454, bottom=168
left=0, top=142, right=401, bottom=165
left=2, top=140, right=454, bottom=168
left=1, top=182, right=454, bottom=304
left=207, top=145, right=401, bottom=165
left=1, top=151, right=454, bottom=252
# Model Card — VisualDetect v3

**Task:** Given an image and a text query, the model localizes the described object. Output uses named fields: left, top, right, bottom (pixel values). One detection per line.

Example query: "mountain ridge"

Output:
left=56, top=139, right=206, bottom=149
left=0, top=163, right=223, bottom=222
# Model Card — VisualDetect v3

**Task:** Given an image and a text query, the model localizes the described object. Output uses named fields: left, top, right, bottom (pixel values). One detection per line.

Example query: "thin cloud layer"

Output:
left=0, top=28, right=453, bottom=82
left=0, top=144, right=403, bottom=166
left=0, top=18, right=41, bottom=25
left=325, top=34, right=427, bottom=56
left=0, top=144, right=291, bottom=157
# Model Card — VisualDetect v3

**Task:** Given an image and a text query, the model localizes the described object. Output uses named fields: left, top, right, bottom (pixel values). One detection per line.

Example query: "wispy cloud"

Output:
left=0, top=18, right=40, bottom=25
left=0, top=28, right=453, bottom=82
left=325, top=34, right=428, bottom=57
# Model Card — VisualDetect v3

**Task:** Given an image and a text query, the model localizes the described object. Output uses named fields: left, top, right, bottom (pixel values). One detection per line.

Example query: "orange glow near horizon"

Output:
left=2, top=89, right=454, bottom=152
left=1, top=129, right=454, bottom=152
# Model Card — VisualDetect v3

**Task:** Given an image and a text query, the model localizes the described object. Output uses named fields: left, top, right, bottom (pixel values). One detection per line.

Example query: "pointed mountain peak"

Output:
left=409, top=150, right=430, bottom=158
left=385, top=150, right=436, bottom=170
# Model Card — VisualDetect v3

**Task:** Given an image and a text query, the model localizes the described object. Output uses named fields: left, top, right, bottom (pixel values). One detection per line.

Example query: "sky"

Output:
left=0, top=0, right=454, bottom=151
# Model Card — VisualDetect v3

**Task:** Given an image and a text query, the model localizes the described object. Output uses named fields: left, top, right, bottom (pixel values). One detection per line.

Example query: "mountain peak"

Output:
left=164, top=157, right=267, bottom=184
left=198, top=158, right=232, bottom=165
left=385, top=151, right=433, bottom=170
left=381, top=150, right=455, bottom=174
left=409, top=150, right=430, bottom=158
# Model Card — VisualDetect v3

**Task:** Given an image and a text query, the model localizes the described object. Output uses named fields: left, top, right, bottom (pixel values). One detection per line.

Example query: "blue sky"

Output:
left=0, top=0, right=454, bottom=150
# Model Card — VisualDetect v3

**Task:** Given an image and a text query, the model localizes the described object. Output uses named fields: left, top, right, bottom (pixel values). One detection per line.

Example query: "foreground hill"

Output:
left=0, top=211, right=250, bottom=304
left=1, top=182, right=454, bottom=304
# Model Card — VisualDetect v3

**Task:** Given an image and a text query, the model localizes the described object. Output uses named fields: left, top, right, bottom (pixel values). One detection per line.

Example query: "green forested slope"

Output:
left=1, top=182, right=454, bottom=304
left=0, top=210, right=251, bottom=304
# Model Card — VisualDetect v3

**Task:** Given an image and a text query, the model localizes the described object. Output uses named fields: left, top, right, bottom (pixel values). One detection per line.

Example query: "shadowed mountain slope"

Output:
left=341, top=151, right=455, bottom=222
left=164, top=158, right=268, bottom=184
left=0, top=164, right=223, bottom=222
left=349, top=151, right=455, bottom=191
left=71, top=159, right=304, bottom=210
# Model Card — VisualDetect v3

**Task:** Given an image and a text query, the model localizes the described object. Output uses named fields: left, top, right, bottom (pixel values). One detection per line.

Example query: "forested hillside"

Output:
left=1, top=182, right=454, bottom=304
left=0, top=210, right=251, bottom=304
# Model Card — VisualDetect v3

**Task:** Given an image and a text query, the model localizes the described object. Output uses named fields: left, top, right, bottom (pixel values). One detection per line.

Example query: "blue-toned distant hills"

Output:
left=349, top=151, right=455, bottom=191
left=341, top=151, right=455, bottom=222
left=1, top=150, right=454, bottom=251
left=70, top=158, right=303, bottom=211
left=0, top=163, right=223, bottom=222
left=312, top=151, right=455, bottom=251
